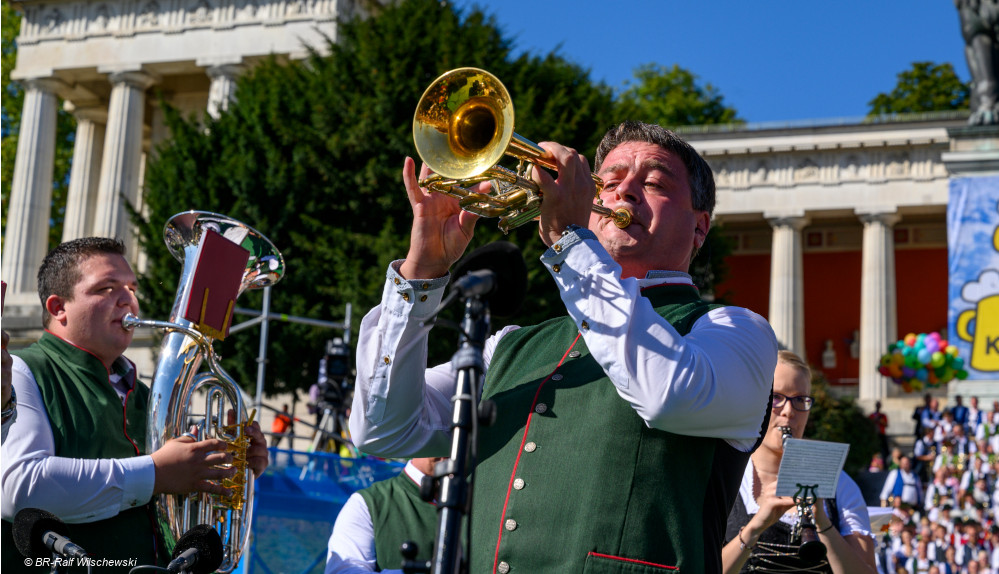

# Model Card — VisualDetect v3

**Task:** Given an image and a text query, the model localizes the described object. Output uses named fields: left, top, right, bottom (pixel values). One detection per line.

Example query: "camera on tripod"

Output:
left=317, top=337, right=353, bottom=412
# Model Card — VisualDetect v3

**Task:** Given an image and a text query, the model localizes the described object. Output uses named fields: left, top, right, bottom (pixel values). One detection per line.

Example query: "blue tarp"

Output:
left=234, top=449, right=404, bottom=574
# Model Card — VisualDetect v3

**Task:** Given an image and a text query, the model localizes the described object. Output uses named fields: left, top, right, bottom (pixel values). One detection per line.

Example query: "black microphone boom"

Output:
left=12, top=508, right=88, bottom=560
left=450, top=241, right=527, bottom=317
left=168, top=524, right=224, bottom=574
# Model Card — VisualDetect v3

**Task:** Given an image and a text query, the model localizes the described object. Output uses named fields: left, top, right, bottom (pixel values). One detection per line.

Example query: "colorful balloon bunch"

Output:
left=878, top=331, right=968, bottom=392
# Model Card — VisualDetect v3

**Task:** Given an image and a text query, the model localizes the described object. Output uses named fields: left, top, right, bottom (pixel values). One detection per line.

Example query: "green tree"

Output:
left=868, top=61, right=970, bottom=115
left=615, top=63, right=741, bottom=128
left=138, top=0, right=618, bottom=397
left=805, top=376, right=879, bottom=477
left=2, top=1, right=77, bottom=247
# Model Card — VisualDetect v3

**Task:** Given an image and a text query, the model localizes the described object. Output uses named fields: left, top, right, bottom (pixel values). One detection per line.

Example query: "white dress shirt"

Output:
left=325, top=461, right=426, bottom=574
left=1, top=355, right=156, bottom=522
left=349, top=231, right=778, bottom=457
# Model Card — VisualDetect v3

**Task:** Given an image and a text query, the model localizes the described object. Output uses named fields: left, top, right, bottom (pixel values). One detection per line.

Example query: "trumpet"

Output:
left=413, top=67, right=632, bottom=234
left=779, top=426, right=827, bottom=563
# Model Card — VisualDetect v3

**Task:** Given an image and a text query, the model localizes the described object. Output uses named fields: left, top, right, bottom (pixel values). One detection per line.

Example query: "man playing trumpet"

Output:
left=350, top=121, right=778, bottom=573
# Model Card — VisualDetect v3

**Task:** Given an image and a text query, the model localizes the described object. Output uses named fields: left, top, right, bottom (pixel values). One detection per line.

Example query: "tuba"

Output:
left=123, top=211, right=284, bottom=573
left=413, top=67, right=632, bottom=234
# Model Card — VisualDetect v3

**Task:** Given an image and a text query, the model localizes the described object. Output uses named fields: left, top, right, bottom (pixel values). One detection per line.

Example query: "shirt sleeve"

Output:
left=835, top=471, right=873, bottom=539
left=348, top=261, right=518, bottom=458
left=325, top=492, right=392, bottom=574
left=540, top=230, right=778, bottom=450
left=0, top=356, right=156, bottom=523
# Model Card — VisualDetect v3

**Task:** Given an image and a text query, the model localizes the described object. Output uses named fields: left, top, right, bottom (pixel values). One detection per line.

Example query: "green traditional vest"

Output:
left=3, top=332, right=160, bottom=574
left=472, top=285, right=753, bottom=574
left=358, top=468, right=438, bottom=571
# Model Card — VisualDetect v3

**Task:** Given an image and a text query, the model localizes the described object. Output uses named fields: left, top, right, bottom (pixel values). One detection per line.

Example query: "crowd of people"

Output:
left=876, top=395, right=999, bottom=574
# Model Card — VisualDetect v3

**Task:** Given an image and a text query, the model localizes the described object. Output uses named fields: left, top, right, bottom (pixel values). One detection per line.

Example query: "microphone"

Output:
left=12, top=508, right=88, bottom=560
left=450, top=241, right=527, bottom=317
left=451, top=269, right=497, bottom=298
left=167, top=524, right=224, bottom=574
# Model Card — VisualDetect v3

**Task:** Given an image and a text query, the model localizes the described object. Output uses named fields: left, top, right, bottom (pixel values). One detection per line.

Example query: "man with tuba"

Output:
left=350, top=121, right=778, bottom=573
left=1, top=237, right=269, bottom=574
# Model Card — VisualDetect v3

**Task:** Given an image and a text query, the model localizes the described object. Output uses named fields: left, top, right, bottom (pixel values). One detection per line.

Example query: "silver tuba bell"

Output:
left=122, top=211, right=284, bottom=573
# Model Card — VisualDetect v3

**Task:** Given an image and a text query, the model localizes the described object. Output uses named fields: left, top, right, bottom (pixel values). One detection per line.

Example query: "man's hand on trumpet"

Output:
left=400, top=156, right=481, bottom=280
left=532, top=142, right=599, bottom=247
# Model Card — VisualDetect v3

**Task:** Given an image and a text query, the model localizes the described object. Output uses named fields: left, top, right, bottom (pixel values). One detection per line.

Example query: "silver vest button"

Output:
left=513, top=478, right=525, bottom=490
left=551, top=374, right=563, bottom=381
left=535, top=403, right=548, bottom=414
left=497, top=561, right=510, bottom=573
left=524, top=442, right=537, bottom=452
left=505, top=518, right=518, bottom=531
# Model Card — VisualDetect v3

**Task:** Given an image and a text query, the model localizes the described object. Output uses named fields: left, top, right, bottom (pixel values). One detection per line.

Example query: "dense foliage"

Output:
left=805, top=376, right=880, bottom=476
left=615, top=63, right=742, bottom=128
left=868, top=61, right=970, bottom=115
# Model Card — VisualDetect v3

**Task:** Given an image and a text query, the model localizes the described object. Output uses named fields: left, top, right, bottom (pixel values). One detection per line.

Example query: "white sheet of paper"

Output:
left=775, top=438, right=850, bottom=499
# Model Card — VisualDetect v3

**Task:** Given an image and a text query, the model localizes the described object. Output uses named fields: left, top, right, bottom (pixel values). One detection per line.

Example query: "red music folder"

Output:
left=182, top=229, right=250, bottom=340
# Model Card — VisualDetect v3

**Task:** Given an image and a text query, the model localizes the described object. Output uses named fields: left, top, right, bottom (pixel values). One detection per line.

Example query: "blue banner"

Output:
left=948, top=176, right=999, bottom=379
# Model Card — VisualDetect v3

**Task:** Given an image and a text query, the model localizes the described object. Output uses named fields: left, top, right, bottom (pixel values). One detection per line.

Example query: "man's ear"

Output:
left=45, top=294, right=68, bottom=325
left=694, top=212, right=711, bottom=249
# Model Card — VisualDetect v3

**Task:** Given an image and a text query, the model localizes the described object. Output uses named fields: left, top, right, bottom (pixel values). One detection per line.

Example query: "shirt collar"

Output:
left=638, top=270, right=694, bottom=289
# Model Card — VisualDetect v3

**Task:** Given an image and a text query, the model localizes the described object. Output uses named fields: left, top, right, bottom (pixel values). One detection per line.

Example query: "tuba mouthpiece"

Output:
left=121, top=313, right=139, bottom=331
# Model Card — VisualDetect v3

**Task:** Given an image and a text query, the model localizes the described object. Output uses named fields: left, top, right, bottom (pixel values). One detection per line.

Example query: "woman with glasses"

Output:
left=721, top=350, right=877, bottom=574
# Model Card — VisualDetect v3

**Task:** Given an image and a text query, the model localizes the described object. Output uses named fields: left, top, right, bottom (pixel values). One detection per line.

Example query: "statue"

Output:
left=956, top=0, right=999, bottom=125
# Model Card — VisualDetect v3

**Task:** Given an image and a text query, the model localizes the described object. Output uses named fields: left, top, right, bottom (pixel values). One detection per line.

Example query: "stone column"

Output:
left=767, top=214, right=810, bottom=358
left=858, top=210, right=901, bottom=402
left=92, top=71, right=155, bottom=243
left=62, top=103, right=107, bottom=241
left=1, top=77, right=64, bottom=308
left=206, top=64, right=243, bottom=119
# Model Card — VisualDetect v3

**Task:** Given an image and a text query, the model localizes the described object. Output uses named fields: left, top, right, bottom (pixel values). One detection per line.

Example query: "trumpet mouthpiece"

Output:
left=612, top=208, right=632, bottom=228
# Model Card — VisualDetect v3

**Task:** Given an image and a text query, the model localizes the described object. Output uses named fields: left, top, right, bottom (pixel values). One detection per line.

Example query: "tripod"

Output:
left=310, top=406, right=343, bottom=453
left=300, top=405, right=356, bottom=480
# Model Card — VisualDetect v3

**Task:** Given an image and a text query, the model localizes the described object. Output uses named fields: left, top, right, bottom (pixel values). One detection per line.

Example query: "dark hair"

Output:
left=37, top=237, right=126, bottom=326
left=594, top=121, right=715, bottom=216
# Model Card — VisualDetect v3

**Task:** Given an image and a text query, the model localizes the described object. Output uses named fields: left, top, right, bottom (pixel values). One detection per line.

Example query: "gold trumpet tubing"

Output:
left=420, top=174, right=534, bottom=218
left=502, top=132, right=606, bottom=191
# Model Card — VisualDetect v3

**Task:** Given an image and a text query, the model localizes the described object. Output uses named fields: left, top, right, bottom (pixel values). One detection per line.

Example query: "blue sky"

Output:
left=451, top=0, right=970, bottom=124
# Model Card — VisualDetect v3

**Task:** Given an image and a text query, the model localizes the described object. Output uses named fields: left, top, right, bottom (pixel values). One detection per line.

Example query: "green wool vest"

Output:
left=472, top=285, right=751, bottom=574
left=3, top=332, right=160, bottom=574
left=358, top=469, right=438, bottom=571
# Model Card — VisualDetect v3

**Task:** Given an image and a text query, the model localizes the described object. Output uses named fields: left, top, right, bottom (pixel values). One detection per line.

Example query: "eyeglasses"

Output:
left=771, top=392, right=814, bottom=412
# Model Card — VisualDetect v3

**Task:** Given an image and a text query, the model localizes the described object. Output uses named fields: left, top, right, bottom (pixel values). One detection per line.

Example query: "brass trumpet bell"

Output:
left=412, top=67, right=631, bottom=234
left=414, top=68, right=515, bottom=180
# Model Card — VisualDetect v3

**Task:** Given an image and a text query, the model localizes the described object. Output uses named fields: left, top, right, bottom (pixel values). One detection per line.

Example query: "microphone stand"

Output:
left=403, top=294, right=492, bottom=574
